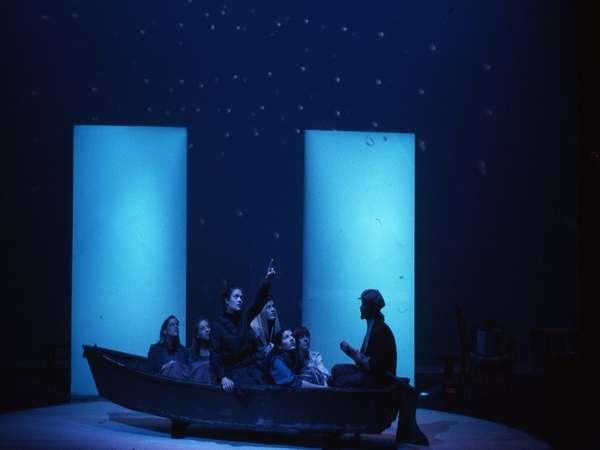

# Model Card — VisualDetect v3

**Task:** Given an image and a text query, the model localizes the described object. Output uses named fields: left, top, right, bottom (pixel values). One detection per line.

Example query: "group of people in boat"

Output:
left=146, top=259, right=398, bottom=392
left=145, top=259, right=429, bottom=445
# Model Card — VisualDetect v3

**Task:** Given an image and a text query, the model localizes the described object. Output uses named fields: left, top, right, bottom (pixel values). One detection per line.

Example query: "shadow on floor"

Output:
left=108, top=412, right=400, bottom=449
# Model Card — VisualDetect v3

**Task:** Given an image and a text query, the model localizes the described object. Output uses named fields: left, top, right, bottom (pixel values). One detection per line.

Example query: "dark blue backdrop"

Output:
left=4, top=0, right=577, bottom=371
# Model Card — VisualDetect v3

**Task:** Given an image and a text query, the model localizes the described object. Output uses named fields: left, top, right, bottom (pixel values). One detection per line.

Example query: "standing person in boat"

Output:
left=294, top=326, right=330, bottom=386
left=147, top=315, right=190, bottom=379
left=210, top=259, right=276, bottom=392
left=267, top=329, right=326, bottom=389
left=250, top=295, right=281, bottom=356
left=329, top=288, right=429, bottom=446
left=188, top=318, right=214, bottom=383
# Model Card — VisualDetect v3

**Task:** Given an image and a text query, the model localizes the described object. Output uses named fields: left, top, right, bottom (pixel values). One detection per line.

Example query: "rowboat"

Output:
left=83, top=345, right=428, bottom=446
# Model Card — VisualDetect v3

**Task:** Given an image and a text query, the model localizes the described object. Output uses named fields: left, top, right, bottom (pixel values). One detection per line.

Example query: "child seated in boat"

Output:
left=293, top=326, right=330, bottom=386
left=188, top=318, right=215, bottom=383
left=147, top=315, right=190, bottom=379
left=267, top=329, right=326, bottom=389
left=250, top=295, right=281, bottom=356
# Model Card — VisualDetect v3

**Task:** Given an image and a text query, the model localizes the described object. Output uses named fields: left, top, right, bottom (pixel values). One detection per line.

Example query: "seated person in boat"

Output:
left=188, top=317, right=215, bottom=383
left=147, top=315, right=190, bottom=379
left=210, top=259, right=276, bottom=392
left=329, top=289, right=396, bottom=388
left=293, top=326, right=330, bottom=386
left=328, top=289, right=429, bottom=445
left=268, top=329, right=326, bottom=389
left=250, top=295, right=281, bottom=356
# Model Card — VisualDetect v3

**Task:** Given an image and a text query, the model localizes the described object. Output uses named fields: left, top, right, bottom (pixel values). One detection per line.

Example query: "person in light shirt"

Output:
left=293, top=326, right=330, bottom=386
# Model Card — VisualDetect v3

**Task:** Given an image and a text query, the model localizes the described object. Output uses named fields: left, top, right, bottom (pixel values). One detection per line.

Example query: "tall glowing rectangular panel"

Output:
left=303, top=130, right=415, bottom=383
left=72, top=125, right=187, bottom=396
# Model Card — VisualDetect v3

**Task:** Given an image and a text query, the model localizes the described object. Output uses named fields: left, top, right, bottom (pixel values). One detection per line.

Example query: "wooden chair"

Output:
left=441, top=306, right=514, bottom=395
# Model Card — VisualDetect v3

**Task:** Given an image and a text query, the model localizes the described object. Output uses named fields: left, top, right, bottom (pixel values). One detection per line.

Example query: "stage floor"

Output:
left=0, top=400, right=549, bottom=449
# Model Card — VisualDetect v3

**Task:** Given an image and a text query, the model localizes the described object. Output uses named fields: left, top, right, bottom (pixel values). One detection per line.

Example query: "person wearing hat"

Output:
left=329, top=289, right=397, bottom=387
left=329, top=289, right=429, bottom=446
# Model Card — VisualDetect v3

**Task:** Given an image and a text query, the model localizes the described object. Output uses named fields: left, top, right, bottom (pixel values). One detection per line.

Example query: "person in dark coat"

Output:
left=147, top=315, right=190, bottom=379
left=210, top=259, right=276, bottom=392
left=329, top=289, right=429, bottom=446
left=329, top=289, right=396, bottom=387
left=267, top=329, right=326, bottom=389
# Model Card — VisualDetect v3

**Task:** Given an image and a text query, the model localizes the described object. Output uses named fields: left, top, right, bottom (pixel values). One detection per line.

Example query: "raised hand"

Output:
left=265, top=258, right=276, bottom=280
left=221, top=376, right=235, bottom=392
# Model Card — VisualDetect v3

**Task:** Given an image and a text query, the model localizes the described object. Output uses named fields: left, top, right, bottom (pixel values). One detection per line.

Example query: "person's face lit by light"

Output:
left=197, top=319, right=210, bottom=341
left=298, top=334, right=310, bottom=351
left=279, top=330, right=296, bottom=351
left=165, top=317, right=179, bottom=337
left=264, top=300, right=277, bottom=321
left=225, top=289, right=243, bottom=313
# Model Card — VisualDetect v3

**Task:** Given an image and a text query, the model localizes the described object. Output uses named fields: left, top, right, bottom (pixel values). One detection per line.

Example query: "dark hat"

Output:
left=359, top=289, right=385, bottom=310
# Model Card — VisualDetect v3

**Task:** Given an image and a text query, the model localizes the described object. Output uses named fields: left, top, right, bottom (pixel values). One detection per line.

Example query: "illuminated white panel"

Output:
left=71, top=125, right=187, bottom=395
left=303, top=130, right=415, bottom=383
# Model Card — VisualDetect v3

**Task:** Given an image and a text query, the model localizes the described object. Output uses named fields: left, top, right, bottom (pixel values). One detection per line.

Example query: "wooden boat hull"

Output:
left=83, top=345, right=412, bottom=439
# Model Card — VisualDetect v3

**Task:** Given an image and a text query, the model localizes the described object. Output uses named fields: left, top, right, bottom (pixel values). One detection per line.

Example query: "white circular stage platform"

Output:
left=0, top=400, right=549, bottom=449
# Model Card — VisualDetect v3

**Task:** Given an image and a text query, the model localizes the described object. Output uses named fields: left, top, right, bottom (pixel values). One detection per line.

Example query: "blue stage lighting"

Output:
left=303, top=130, right=415, bottom=383
left=71, top=125, right=187, bottom=396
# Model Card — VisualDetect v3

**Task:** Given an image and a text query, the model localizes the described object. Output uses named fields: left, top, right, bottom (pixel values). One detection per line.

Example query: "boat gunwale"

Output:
left=83, top=344, right=401, bottom=396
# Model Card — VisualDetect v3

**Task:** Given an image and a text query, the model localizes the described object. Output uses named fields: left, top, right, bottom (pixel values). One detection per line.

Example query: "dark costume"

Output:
left=269, top=352, right=303, bottom=388
left=147, top=342, right=190, bottom=379
left=188, top=350, right=214, bottom=384
left=330, top=319, right=397, bottom=387
left=210, top=280, right=271, bottom=386
left=329, top=288, right=428, bottom=446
